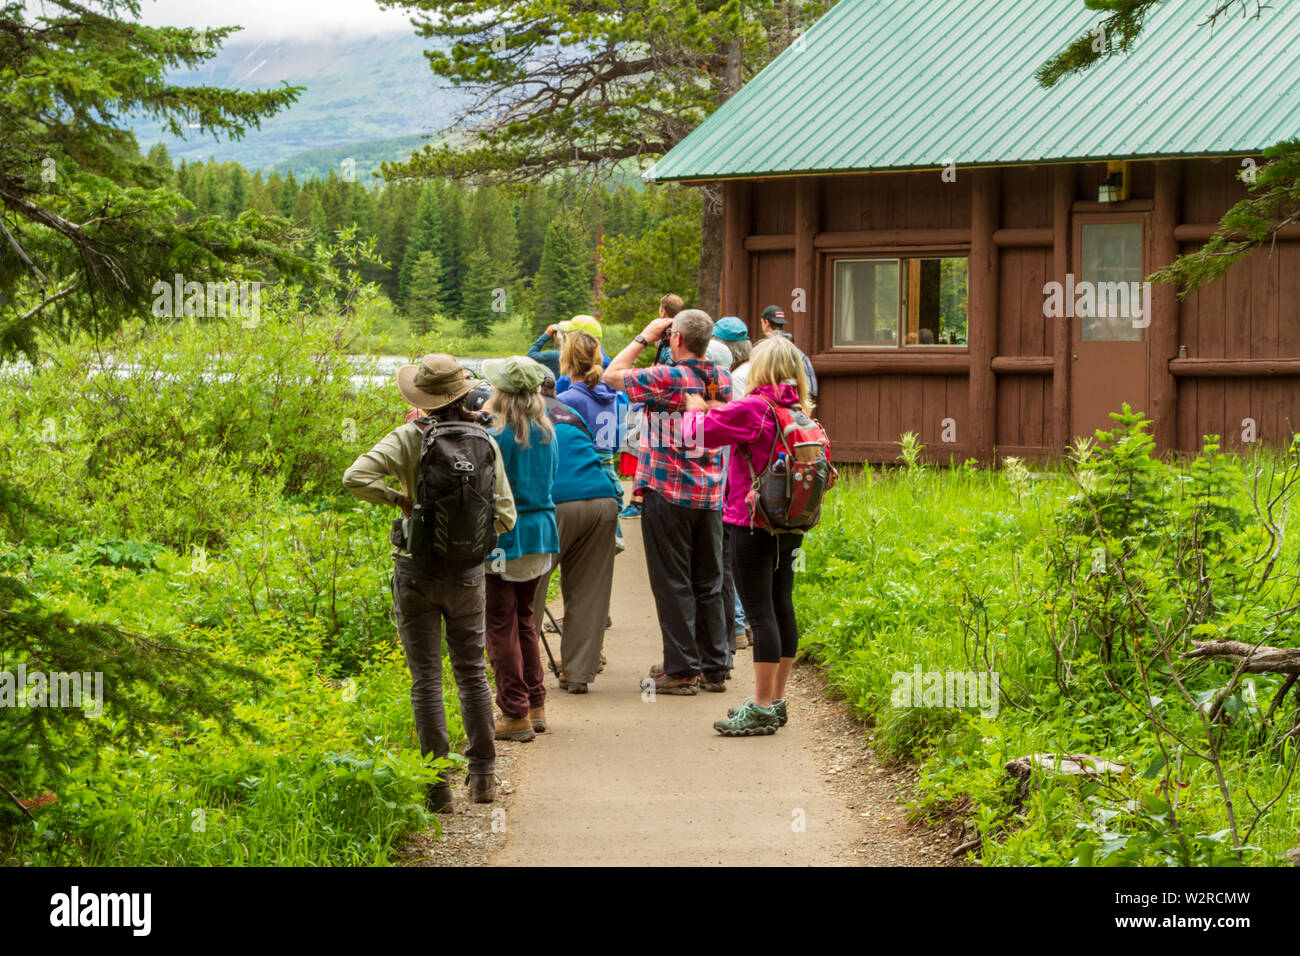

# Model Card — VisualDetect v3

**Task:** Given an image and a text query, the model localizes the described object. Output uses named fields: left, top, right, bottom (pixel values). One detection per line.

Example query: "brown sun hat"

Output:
left=396, top=353, right=476, bottom=410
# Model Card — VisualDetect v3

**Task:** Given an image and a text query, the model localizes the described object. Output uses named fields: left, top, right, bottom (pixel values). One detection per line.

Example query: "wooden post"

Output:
left=793, top=178, right=818, bottom=353
left=968, top=169, right=1000, bottom=462
left=721, top=180, right=752, bottom=324
left=1150, top=160, right=1181, bottom=454
left=1051, top=165, right=1073, bottom=452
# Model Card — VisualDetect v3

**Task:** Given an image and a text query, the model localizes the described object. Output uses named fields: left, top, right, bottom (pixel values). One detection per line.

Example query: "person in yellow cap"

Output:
left=343, top=354, right=516, bottom=813
left=528, top=315, right=612, bottom=390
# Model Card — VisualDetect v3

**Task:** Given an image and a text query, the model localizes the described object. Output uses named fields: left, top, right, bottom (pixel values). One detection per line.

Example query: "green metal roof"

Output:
left=646, top=0, right=1300, bottom=182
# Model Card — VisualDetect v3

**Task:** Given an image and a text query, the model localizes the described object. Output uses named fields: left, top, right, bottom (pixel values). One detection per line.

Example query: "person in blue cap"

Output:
left=712, top=316, right=752, bottom=397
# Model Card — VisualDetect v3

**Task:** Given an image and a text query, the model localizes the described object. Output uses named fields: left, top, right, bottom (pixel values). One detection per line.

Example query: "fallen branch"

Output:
left=1005, top=753, right=1128, bottom=779
left=1182, top=640, right=1300, bottom=676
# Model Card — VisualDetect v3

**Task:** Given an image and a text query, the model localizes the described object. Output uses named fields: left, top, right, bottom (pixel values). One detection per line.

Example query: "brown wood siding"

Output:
left=1175, top=159, right=1298, bottom=451
left=819, top=173, right=970, bottom=233
left=751, top=179, right=795, bottom=235
left=995, top=244, right=1052, bottom=451
left=748, top=248, right=795, bottom=342
left=818, top=373, right=969, bottom=460
left=732, top=158, right=1299, bottom=463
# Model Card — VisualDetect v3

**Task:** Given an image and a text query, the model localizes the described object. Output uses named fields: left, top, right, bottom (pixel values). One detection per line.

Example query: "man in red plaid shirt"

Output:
left=605, top=308, right=733, bottom=695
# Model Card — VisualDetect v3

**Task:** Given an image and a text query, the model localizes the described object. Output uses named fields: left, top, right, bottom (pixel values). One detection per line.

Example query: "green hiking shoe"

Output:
left=713, top=700, right=780, bottom=737
left=727, top=698, right=787, bottom=726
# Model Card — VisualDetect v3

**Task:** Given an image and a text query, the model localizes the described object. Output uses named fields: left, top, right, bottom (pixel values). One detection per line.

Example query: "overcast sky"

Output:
left=27, top=0, right=417, bottom=40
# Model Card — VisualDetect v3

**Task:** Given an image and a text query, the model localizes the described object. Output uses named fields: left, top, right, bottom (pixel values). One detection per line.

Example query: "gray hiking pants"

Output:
left=532, top=497, right=619, bottom=684
left=391, top=555, right=496, bottom=776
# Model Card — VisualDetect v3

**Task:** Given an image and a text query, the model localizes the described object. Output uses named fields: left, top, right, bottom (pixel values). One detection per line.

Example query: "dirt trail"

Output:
left=477, top=513, right=958, bottom=867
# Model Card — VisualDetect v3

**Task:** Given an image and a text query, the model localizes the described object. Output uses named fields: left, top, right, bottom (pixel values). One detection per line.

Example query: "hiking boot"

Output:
left=619, top=502, right=642, bottom=518
left=699, top=672, right=728, bottom=693
left=495, top=716, right=536, bottom=742
left=599, top=649, right=607, bottom=671
left=640, top=672, right=698, bottom=696
left=467, top=773, right=496, bottom=804
left=528, top=705, right=548, bottom=733
left=734, top=630, right=749, bottom=650
left=425, top=781, right=454, bottom=814
left=558, top=671, right=588, bottom=694
left=714, top=700, right=780, bottom=737
left=728, top=698, right=788, bottom=726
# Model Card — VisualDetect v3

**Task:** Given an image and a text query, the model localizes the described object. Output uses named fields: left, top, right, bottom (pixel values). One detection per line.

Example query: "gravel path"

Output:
left=401, top=505, right=966, bottom=867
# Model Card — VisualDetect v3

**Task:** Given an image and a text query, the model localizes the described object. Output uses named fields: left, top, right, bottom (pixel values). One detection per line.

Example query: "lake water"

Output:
left=1, top=354, right=487, bottom=392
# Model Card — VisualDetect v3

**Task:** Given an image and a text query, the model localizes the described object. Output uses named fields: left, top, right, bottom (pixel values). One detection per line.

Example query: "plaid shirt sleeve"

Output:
left=622, top=364, right=676, bottom=406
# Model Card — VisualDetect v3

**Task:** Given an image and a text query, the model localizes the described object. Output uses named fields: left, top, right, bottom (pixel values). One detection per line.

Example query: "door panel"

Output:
left=1071, top=215, right=1149, bottom=440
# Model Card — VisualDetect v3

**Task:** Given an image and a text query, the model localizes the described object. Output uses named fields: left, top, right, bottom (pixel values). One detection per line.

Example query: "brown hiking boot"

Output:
left=734, top=629, right=749, bottom=650
left=640, top=672, right=698, bottom=696
left=558, top=671, right=588, bottom=694
left=528, top=705, right=547, bottom=733
left=699, top=673, right=728, bottom=693
left=468, top=773, right=497, bottom=804
left=494, top=716, right=536, bottom=742
left=425, top=781, right=454, bottom=814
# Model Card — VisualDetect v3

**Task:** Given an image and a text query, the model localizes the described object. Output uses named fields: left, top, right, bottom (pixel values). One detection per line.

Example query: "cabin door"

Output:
left=1070, top=214, right=1150, bottom=442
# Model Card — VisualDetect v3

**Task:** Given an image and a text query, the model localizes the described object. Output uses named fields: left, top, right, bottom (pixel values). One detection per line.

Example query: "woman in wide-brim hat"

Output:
left=479, top=356, right=560, bottom=742
left=341, top=352, right=515, bottom=811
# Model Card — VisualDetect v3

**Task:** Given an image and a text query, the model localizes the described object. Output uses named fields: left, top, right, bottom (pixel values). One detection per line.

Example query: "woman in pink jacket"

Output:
left=684, top=335, right=813, bottom=737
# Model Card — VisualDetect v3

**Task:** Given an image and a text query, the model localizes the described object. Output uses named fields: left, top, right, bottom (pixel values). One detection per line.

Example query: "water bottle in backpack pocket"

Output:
left=402, top=419, right=499, bottom=567
left=744, top=399, right=838, bottom=532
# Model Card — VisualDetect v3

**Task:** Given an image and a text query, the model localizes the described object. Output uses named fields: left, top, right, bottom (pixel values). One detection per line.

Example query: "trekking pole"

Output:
left=540, top=606, right=563, bottom=679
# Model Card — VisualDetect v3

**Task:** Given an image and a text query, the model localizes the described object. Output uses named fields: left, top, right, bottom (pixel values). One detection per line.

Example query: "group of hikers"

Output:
left=343, top=295, right=832, bottom=812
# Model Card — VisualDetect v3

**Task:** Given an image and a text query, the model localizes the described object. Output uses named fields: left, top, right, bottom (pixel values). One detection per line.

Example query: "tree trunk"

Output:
left=697, top=184, right=723, bottom=317
left=696, top=37, right=743, bottom=318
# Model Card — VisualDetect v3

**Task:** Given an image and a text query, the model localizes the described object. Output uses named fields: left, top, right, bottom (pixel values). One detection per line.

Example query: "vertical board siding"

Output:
left=738, top=159, right=1297, bottom=462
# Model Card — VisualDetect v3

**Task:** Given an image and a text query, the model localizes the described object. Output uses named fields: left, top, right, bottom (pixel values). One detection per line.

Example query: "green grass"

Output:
left=796, top=456, right=1300, bottom=866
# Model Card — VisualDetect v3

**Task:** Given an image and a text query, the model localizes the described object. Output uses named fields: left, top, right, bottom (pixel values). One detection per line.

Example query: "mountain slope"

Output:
left=132, top=31, right=456, bottom=172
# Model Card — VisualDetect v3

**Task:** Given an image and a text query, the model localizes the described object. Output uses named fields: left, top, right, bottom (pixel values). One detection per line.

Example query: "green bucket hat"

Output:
left=481, top=355, right=547, bottom=394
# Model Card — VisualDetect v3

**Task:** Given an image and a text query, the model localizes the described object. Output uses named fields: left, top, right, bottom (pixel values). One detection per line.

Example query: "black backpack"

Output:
left=402, top=418, right=498, bottom=568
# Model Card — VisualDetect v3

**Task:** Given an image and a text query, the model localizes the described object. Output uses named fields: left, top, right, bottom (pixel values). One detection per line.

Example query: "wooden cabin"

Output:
left=646, top=0, right=1300, bottom=462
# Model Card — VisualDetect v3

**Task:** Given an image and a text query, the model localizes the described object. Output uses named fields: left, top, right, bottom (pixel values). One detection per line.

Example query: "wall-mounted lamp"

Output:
left=1099, top=160, right=1129, bottom=202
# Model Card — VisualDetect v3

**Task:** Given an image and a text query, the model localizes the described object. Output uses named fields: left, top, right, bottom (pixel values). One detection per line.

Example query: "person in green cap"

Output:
left=479, top=355, right=560, bottom=742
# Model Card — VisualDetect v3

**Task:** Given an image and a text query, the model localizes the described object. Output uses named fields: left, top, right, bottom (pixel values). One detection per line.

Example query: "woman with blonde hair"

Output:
left=558, top=329, right=627, bottom=546
left=683, top=335, right=814, bottom=736
left=481, top=356, right=559, bottom=742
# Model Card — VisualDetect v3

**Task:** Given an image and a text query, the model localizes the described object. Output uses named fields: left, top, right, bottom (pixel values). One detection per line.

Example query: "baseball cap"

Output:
left=557, top=315, right=602, bottom=340
left=761, top=305, right=786, bottom=327
left=714, top=316, right=750, bottom=341
left=481, top=355, right=547, bottom=394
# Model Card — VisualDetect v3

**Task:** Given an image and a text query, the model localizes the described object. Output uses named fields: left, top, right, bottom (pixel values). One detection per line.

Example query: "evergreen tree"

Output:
left=145, top=142, right=172, bottom=170
left=459, top=242, right=497, bottom=337
left=406, top=251, right=443, bottom=336
left=467, top=187, right=519, bottom=286
left=398, top=184, right=445, bottom=308
left=226, top=163, right=249, bottom=218
left=382, top=0, right=833, bottom=316
left=514, top=186, right=554, bottom=276
left=532, top=213, right=591, bottom=333
left=279, top=171, right=300, bottom=220
left=438, top=183, right=467, bottom=315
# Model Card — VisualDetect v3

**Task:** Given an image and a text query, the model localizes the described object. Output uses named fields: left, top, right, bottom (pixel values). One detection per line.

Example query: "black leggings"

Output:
left=728, top=525, right=800, bottom=664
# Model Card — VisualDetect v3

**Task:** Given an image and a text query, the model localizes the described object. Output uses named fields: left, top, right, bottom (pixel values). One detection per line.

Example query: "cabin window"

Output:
left=1079, top=222, right=1144, bottom=342
left=832, top=257, right=968, bottom=348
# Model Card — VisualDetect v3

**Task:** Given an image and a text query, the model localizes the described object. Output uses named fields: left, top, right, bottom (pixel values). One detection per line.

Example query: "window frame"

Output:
left=821, top=248, right=972, bottom=354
